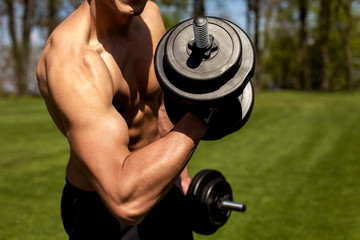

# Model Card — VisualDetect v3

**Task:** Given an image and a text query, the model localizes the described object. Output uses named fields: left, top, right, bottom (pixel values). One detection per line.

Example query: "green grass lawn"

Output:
left=1, top=91, right=360, bottom=240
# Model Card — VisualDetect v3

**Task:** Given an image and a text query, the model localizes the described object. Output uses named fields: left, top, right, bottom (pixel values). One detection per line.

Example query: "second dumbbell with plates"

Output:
left=187, top=169, right=246, bottom=235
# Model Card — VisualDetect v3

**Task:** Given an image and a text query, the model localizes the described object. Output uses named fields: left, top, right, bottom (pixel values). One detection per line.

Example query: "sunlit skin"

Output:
left=36, top=0, right=207, bottom=225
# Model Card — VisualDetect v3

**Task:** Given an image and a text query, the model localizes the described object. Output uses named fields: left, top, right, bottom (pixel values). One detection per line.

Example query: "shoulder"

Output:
left=37, top=4, right=112, bottom=97
left=141, top=1, right=166, bottom=39
left=37, top=31, right=114, bottom=116
left=37, top=3, right=98, bottom=92
left=143, top=0, right=161, bottom=15
left=141, top=1, right=163, bottom=26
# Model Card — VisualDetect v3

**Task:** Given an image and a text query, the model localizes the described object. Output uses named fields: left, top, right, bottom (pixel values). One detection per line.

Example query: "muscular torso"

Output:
left=37, top=2, right=165, bottom=191
left=99, top=23, right=161, bottom=150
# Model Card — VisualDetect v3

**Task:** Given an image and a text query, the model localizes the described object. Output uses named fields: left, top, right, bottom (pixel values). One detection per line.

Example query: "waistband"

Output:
left=64, top=178, right=99, bottom=198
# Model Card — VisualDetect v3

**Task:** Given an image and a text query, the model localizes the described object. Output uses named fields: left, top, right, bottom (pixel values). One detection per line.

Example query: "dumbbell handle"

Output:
left=221, top=200, right=246, bottom=212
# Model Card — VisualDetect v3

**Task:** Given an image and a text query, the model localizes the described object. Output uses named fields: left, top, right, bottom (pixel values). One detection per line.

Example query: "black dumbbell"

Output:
left=155, top=16, right=255, bottom=140
left=186, top=169, right=246, bottom=235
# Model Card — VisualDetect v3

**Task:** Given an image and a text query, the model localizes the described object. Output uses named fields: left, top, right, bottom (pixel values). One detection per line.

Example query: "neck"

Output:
left=87, top=0, right=135, bottom=42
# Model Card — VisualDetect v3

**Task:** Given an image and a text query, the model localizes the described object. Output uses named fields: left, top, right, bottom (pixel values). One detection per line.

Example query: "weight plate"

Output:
left=155, top=16, right=255, bottom=106
left=187, top=170, right=228, bottom=235
left=201, top=178, right=233, bottom=229
left=165, top=18, right=241, bottom=83
left=164, top=81, right=254, bottom=140
left=203, top=80, right=254, bottom=140
left=187, top=169, right=225, bottom=199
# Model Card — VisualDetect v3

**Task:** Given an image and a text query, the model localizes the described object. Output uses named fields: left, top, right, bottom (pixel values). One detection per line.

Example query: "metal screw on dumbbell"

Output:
left=221, top=200, right=246, bottom=212
left=155, top=16, right=255, bottom=140
left=189, top=16, right=219, bottom=59
left=193, top=16, right=210, bottom=48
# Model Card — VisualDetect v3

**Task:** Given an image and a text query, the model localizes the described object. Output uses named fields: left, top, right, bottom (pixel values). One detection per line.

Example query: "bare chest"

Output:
left=96, top=40, right=162, bottom=148
left=101, top=41, right=160, bottom=105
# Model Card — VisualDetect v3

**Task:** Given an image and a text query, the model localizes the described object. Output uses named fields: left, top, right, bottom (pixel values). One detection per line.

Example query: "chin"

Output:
left=119, top=0, right=147, bottom=16
left=129, top=6, right=145, bottom=16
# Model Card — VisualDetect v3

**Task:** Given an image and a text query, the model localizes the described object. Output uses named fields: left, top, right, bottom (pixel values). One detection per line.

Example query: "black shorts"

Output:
left=61, top=179, right=194, bottom=240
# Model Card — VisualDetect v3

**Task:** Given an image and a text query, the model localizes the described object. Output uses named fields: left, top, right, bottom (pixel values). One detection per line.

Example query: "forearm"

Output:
left=124, top=114, right=204, bottom=191
left=158, top=95, right=192, bottom=195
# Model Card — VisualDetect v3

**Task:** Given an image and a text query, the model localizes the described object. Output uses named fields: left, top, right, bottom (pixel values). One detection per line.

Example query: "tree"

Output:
left=3, top=0, right=37, bottom=96
left=298, top=0, right=309, bottom=90
left=319, top=0, right=332, bottom=91
left=262, top=1, right=299, bottom=89
left=35, top=0, right=82, bottom=37
left=246, top=0, right=262, bottom=91
left=47, top=0, right=61, bottom=36
left=153, top=0, right=190, bottom=29
left=193, top=0, right=205, bottom=16
left=335, top=0, right=355, bottom=91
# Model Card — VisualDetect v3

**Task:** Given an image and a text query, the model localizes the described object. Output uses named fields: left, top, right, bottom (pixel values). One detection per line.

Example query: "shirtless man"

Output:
left=36, top=0, right=208, bottom=239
